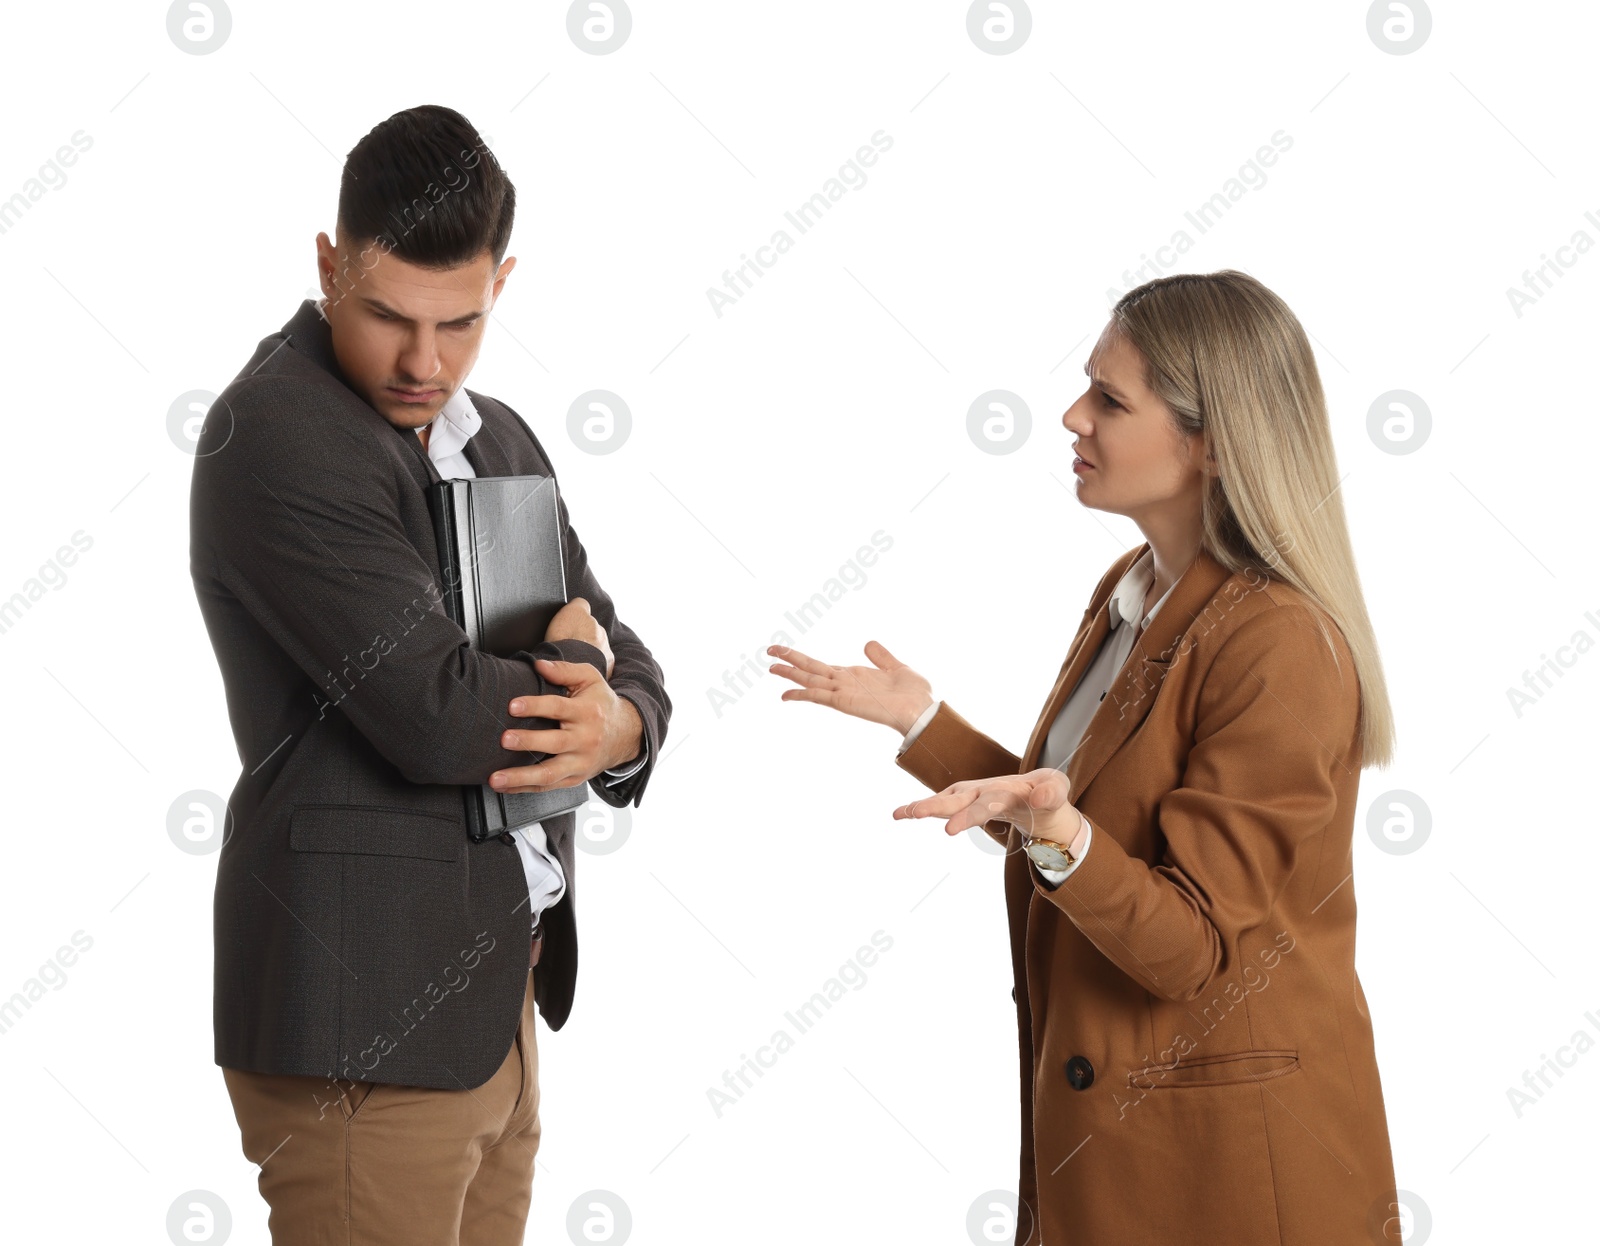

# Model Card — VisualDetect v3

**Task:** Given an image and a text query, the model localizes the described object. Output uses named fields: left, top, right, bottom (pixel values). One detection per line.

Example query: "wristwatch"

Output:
left=1023, top=813, right=1088, bottom=872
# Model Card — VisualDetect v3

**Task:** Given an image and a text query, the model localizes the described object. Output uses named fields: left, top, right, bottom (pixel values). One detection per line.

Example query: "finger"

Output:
left=531, top=658, right=603, bottom=690
left=490, top=760, right=581, bottom=792
left=509, top=692, right=579, bottom=719
left=496, top=775, right=588, bottom=795
left=766, top=645, right=833, bottom=678
left=776, top=686, right=838, bottom=708
left=768, top=659, right=832, bottom=691
left=490, top=761, right=548, bottom=790
left=892, top=789, right=978, bottom=820
left=500, top=727, right=568, bottom=754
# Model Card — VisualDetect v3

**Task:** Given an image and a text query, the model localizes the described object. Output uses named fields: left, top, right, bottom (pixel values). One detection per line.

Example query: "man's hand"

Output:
left=490, top=658, right=643, bottom=793
left=544, top=597, right=614, bottom=680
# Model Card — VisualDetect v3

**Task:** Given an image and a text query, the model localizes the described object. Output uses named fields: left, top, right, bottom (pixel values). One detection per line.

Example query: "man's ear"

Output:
left=490, top=254, right=517, bottom=303
left=314, top=231, right=334, bottom=294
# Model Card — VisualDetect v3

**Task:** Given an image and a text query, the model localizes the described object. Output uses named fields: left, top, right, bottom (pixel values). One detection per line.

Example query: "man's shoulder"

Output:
left=217, top=345, right=344, bottom=421
left=199, top=317, right=384, bottom=463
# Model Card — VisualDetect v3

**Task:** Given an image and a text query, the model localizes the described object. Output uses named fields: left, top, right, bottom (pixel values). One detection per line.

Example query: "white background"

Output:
left=0, top=1, right=1594, bottom=1242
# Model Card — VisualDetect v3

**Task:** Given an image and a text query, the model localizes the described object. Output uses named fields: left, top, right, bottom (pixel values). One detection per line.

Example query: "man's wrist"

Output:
left=605, top=694, right=645, bottom=771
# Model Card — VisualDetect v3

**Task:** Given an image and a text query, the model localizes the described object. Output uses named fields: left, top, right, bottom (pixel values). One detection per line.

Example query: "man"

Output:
left=189, top=103, right=670, bottom=1243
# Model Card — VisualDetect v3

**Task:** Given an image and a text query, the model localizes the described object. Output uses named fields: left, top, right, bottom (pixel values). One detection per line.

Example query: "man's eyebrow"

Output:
left=1082, top=363, right=1129, bottom=400
left=360, top=296, right=485, bottom=325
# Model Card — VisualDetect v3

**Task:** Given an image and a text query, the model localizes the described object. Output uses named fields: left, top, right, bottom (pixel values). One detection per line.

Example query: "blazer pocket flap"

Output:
left=290, top=804, right=462, bottom=863
left=1128, top=1048, right=1300, bottom=1090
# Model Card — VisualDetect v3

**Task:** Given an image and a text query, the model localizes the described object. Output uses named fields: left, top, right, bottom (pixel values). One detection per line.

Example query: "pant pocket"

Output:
left=337, top=1080, right=381, bottom=1124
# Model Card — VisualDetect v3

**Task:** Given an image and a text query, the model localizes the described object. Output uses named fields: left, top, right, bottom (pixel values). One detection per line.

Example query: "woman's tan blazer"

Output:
left=896, top=542, right=1399, bottom=1245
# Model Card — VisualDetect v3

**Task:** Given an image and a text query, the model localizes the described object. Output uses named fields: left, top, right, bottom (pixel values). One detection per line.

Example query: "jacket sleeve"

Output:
left=1036, top=605, right=1360, bottom=1002
left=193, top=377, right=611, bottom=788
left=516, top=412, right=670, bottom=810
left=894, top=701, right=1022, bottom=848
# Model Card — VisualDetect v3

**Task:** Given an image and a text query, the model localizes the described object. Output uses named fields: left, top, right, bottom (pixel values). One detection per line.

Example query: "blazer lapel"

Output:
left=1019, top=542, right=1151, bottom=773
left=460, top=390, right=523, bottom=478
left=1020, top=595, right=1116, bottom=772
left=1024, top=544, right=1240, bottom=804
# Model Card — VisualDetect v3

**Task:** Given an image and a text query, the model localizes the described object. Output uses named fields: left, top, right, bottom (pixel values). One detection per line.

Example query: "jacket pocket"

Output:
left=289, top=804, right=462, bottom=863
left=1127, top=1047, right=1300, bottom=1090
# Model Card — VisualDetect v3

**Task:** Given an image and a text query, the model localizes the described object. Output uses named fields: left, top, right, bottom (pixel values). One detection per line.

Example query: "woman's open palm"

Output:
left=767, top=640, right=932, bottom=733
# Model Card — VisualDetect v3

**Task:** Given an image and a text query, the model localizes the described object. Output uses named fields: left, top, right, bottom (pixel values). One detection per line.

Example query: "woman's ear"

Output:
left=1186, top=432, right=1219, bottom=476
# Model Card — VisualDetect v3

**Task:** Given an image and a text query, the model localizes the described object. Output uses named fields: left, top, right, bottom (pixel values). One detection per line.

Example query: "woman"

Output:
left=768, top=271, right=1402, bottom=1245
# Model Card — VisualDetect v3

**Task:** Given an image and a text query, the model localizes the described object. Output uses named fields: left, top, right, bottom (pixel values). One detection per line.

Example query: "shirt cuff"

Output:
left=1032, top=818, right=1093, bottom=889
left=601, top=747, right=648, bottom=784
left=896, top=700, right=942, bottom=755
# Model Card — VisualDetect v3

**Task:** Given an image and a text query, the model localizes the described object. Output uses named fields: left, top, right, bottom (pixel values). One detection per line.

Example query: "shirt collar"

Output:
left=421, top=386, right=481, bottom=463
left=1108, top=547, right=1177, bottom=633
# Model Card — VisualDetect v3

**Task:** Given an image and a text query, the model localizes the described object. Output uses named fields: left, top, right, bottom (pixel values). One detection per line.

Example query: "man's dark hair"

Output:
left=337, top=104, right=515, bottom=270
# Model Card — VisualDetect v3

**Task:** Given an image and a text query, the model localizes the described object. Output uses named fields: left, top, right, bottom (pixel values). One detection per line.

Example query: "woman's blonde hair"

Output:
left=1098, top=269, right=1395, bottom=768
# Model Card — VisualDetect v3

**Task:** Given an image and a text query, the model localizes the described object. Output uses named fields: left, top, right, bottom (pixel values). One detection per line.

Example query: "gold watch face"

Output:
left=1026, top=839, right=1073, bottom=870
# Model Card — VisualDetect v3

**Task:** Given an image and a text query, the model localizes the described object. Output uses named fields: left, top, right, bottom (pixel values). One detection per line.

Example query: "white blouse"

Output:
left=898, top=547, right=1178, bottom=886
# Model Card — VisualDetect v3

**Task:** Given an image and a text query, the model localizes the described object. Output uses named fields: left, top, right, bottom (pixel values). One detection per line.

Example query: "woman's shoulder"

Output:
left=1099, top=543, right=1351, bottom=672
left=1193, top=567, right=1359, bottom=723
left=1231, top=573, right=1350, bottom=658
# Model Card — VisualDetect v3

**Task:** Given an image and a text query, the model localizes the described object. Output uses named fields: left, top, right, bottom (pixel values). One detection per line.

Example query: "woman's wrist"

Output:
left=895, top=695, right=938, bottom=735
left=1066, top=810, right=1090, bottom=855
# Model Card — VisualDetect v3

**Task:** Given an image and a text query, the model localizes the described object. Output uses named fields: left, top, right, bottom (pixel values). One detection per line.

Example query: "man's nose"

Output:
left=397, top=335, right=442, bottom=384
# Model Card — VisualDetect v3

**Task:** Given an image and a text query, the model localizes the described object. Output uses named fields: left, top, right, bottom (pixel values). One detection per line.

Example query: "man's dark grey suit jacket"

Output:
left=189, top=299, right=669, bottom=1090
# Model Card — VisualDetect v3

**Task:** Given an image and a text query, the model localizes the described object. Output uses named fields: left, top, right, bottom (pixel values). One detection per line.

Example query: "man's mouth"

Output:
left=388, top=387, right=440, bottom=404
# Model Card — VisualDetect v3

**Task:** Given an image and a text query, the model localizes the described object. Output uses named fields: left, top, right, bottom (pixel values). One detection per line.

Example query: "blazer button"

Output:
left=1064, top=1055, right=1095, bottom=1090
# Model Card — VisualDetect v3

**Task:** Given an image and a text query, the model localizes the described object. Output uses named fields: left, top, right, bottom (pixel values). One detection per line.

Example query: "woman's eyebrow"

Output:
left=1082, top=364, right=1129, bottom=400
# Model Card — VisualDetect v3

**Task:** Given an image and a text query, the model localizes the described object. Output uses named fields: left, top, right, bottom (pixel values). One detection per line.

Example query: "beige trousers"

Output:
left=222, top=966, right=541, bottom=1245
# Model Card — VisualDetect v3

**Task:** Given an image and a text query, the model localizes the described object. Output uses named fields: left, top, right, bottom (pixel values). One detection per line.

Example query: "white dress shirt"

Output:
left=420, top=387, right=648, bottom=928
left=898, top=548, right=1177, bottom=887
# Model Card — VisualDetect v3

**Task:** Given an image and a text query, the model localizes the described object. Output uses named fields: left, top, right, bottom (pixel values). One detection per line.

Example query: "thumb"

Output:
left=864, top=639, right=902, bottom=669
left=1027, top=770, right=1070, bottom=808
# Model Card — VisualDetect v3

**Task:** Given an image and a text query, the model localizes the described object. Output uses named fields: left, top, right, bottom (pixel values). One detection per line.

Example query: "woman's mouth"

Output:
left=1073, top=456, right=1094, bottom=473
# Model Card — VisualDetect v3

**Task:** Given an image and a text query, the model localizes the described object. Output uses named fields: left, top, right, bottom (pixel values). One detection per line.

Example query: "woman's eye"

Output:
left=1100, top=391, right=1120, bottom=410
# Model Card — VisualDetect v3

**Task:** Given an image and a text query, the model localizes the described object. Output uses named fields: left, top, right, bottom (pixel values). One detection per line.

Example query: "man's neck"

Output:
left=416, top=422, right=431, bottom=453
